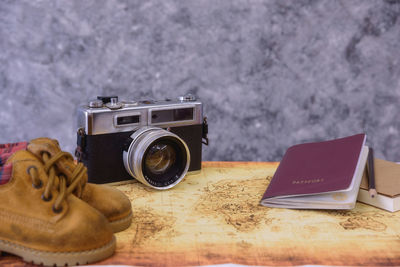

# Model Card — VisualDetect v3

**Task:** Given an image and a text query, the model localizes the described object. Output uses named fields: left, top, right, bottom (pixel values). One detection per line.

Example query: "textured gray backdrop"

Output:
left=1, top=0, right=400, bottom=161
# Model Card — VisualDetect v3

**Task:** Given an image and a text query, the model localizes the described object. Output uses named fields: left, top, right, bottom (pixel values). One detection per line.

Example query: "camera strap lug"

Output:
left=202, top=117, right=209, bottom=146
left=75, top=128, right=87, bottom=162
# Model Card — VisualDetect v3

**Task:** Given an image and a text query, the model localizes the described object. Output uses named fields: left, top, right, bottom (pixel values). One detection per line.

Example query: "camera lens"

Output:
left=145, top=143, right=176, bottom=174
left=123, top=127, right=190, bottom=189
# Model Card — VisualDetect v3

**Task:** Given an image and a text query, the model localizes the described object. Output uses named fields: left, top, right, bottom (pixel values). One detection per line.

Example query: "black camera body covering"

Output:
left=76, top=95, right=208, bottom=189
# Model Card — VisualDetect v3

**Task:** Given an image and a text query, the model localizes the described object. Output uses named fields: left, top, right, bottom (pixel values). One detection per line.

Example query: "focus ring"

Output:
left=123, top=127, right=190, bottom=189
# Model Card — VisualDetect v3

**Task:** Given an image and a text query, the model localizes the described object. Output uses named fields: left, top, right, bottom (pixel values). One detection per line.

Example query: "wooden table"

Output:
left=1, top=162, right=400, bottom=266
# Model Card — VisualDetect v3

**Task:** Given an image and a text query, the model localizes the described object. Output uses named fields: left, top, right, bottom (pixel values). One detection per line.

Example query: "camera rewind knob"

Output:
left=89, top=99, right=103, bottom=108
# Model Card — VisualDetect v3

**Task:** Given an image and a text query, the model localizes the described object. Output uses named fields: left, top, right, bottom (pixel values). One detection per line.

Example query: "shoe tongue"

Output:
left=27, top=138, right=75, bottom=178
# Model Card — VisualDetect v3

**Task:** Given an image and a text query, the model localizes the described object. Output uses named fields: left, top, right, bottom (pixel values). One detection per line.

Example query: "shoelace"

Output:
left=28, top=151, right=87, bottom=213
left=42, top=151, right=87, bottom=197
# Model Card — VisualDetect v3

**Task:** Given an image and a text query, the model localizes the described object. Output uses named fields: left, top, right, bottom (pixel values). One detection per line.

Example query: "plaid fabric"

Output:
left=0, top=142, right=28, bottom=185
left=0, top=164, right=13, bottom=185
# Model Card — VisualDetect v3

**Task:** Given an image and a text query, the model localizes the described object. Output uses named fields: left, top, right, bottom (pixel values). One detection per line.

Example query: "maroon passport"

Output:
left=261, top=134, right=367, bottom=209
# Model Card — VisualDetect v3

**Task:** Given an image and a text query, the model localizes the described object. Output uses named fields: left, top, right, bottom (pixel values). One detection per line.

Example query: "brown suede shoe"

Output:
left=0, top=150, right=115, bottom=266
left=27, top=138, right=132, bottom=233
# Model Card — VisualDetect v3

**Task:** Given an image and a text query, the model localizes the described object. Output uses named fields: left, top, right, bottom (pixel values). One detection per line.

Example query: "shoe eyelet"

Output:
left=52, top=205, right=63, bottom=214
left=32, top=180, right=43, bottom=189
left=27, top=165, right=37, bottom=174
left=41, top=193, right=52, bottom=202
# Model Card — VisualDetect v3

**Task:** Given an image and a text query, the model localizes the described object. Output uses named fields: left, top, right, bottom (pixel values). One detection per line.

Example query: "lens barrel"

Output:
left=123, top=127, right=190, bottom=189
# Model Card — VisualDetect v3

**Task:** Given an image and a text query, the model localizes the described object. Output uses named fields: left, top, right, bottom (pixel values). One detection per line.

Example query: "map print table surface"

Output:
left=103, top=162, right=400, bottom=266
left=1, top=161, right=400, bottom=266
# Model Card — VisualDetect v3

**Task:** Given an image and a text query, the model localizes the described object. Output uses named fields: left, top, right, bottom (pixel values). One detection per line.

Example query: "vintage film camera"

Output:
left=75, top=95, right=208, bottom=189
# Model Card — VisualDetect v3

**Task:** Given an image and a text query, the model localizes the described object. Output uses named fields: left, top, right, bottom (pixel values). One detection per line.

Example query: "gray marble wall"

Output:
left=1, top=0, right=400, bottom=161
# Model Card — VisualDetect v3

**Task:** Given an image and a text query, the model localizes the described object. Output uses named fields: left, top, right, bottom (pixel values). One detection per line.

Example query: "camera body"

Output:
left=76, top=95, right=208, bottom=189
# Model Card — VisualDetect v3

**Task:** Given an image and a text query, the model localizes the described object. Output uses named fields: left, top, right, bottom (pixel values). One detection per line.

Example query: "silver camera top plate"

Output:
left=77, top=98, right=204, bottom=135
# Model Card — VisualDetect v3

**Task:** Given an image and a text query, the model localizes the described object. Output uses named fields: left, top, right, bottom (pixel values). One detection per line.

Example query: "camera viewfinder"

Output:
left=117, top=115, right=140, bottom=125
left=151, top=108, right=194, bottom=124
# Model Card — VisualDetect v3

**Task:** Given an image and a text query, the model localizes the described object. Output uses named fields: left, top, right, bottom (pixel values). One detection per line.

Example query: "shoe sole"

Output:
left=109, top=211, right=133, bottom=233
left=0, top=235, right=116, bottom=266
